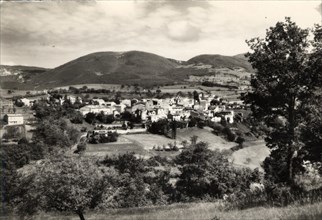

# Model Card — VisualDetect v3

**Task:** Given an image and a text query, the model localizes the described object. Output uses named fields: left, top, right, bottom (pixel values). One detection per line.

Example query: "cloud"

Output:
left=317, top=3, right=322, bottom=15
left=166, top=20, right=200, bottom=41
left=142, top=0, right=212, bottom=15
left=0, top=1, right=321, bottom=67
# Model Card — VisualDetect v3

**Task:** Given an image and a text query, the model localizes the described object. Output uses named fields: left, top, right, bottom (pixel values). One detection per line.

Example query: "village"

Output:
left=0, top=87, right=246, bottom=139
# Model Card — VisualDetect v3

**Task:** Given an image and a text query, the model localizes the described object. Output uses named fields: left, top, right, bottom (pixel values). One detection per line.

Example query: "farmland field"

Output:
left=232, top=139, right=269, bottom=171
left=85, top=127, right=237, bottom=157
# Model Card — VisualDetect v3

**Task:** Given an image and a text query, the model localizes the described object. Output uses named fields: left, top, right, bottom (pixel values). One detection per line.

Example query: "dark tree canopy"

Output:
left=15, top=156, right=107, bottom=220
left=245, top=18, right=322, bottom=184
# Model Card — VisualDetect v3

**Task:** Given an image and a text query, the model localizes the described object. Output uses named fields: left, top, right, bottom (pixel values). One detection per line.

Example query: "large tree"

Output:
left=245, top=18, right=322, bottom=184
left=15, top=156, right=108, bottom=220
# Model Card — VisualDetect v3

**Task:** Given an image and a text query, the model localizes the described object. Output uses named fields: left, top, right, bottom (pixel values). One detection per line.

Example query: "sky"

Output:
left=1, top=0, right=321, bottom=68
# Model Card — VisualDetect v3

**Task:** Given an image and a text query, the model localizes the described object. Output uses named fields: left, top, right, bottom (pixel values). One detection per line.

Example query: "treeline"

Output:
left=6, top=140, right=262, bottom=219
left=201, top=81, right=238, bottom=89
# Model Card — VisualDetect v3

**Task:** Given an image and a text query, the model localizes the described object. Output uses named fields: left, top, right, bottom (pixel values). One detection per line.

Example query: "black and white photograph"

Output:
left=1, top=0, right=322, bottom=219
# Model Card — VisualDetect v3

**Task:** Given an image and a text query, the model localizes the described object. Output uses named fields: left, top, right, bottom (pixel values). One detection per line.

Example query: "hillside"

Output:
left=31, top=51, right=179, bottom=88
left=188, top=54, right=254, bottom=72
left=1, top=51, right=254, bottom=89
left=0, top=65, right=49, bottom=90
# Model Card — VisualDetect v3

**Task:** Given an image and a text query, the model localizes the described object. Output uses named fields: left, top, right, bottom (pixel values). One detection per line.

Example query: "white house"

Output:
left=79, top=105, right=114, bottom=115
left=121, top=99, right=131, bottom=107
left=92, top=98, right=106, bottom=106
left=66, top=95, right=76, bottom=104
left=20, top=98, right=31, bottom=107
left=4, top=114, right=24, bottom=125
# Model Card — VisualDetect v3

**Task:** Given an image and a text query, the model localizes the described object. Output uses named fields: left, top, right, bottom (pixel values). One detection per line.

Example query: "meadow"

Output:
left=85, top=127, right=268, bottom=170
left=3, top=201, right=322, bottom=220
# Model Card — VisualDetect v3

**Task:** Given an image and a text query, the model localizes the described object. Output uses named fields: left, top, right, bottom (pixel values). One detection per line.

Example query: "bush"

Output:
left=223, top=127, right=236, bottom=142
left=70, top=112, right=83, bottom=124
left=3, top=126, right=24, bottom=140
left=89, top=132, right=119, bottom=144
left=175, top=141, right=261, bottom=200
left=197, top=121, right=205, bottom=129
left=148, top=119, right=169, bottom=135
left=74, top=142, right=87, bottom=154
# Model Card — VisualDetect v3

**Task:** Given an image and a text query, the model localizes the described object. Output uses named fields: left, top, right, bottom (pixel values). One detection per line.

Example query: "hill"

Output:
left=188, top=54, right=254, bottom=72
left=1, top=51, right=254, bottom=89
left=0, top=65, right=48, bottom=90
left=31, top=51, right=179, bottom=89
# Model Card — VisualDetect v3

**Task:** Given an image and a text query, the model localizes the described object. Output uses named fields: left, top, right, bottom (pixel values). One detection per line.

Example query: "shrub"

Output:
left=223, top=127, right=236, bottom=142
left=74, top=142, right=87, bottom=154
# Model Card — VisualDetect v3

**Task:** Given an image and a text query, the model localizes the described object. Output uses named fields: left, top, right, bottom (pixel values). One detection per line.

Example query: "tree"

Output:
left=244, top=18, right=322, bottom=184
left=148, top=119, right=169, bottom=135
left=32, top=118, right=79, bottom=149
left=193, top=90, right=199, bottom=104
left=15, top=156, right=107, bottom=220
left=85, top=112, right=96, bottom=124
left=175, top=141, right=260, bottom=199
left=70, top=111, right=84, bottom=124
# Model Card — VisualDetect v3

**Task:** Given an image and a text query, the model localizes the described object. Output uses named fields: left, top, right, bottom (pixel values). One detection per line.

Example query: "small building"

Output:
left=92, top=98, right=106, bottom=106
left=20, top=98, right=31, bottom=107
left=3, top=114, right=24, bottom=125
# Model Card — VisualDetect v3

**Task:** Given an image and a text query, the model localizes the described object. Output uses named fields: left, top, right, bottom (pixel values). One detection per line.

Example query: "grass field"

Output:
left=85, top=128, right=237, bottom=157
left=232, top=140, right=269, bottom=171
left=4, top=201, right=322, bottom=220
left=85, top=127, right=269, bottom=171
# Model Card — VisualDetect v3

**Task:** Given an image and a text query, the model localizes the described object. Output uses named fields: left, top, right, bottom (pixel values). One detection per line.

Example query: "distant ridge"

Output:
left=187, top=54, right=253, bottom=72
left=0, top=51, right=253, bottom=89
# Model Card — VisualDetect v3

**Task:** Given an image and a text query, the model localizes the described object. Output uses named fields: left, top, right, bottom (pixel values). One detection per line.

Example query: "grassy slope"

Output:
left=31, top=51, right=179, bottom=88
left=85, top=128, right=237, bottom=158
left=187, top=54, right=254, bottom=73
left=4, top=202, right=322, bottom=220
left=1, top=51, right=254, bottom=89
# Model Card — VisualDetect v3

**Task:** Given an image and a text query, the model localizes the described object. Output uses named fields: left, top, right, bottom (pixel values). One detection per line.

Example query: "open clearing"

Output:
left=85, top=127, right=269, bottom=170
left=232, top=139, right=269, bottom=171
left=86, top=127, right=236, bottom=157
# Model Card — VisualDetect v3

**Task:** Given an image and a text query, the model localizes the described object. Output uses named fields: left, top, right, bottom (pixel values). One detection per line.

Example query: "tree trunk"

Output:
left=287, top=97, right=296, bottom=184
left=287, top=147, right=296, bottom=184
left=76, top=210, right=85, bottom=220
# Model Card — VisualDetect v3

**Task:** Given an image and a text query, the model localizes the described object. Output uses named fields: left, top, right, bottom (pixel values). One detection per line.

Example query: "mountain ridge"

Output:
left=0, top=51, right=252, bottom=89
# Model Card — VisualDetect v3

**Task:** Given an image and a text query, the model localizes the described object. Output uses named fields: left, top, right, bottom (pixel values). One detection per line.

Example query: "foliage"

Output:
left=175, top=141, right=260, bottom=200
left=96, top=112, right=115, bottom=124
left=70, top=111, right=84, bottom=124
left=148, top=119, right=170, bottom=135
left=85, top=112, right=96, bottom=124
left=88, top=132, right=118, bottom=144
left=222, top=127, right=236, bottom=142
left=14, top=156, right=107, bottom=220
left=99, top=153, right=174, bottom=208
left=244, top=18, right=322, bottom=184
left=74, top=142, right=87, bottom=154
left=0, top=142, right=45, bottom=207
left=2, top=126, right=24, bottom=140
left=32, top=118, right=80, bottom=149
left=201, top=81, right=238, bottom=89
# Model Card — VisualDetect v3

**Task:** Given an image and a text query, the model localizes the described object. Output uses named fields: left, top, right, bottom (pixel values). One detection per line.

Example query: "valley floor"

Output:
left=3, top=201, right=322, bottom=220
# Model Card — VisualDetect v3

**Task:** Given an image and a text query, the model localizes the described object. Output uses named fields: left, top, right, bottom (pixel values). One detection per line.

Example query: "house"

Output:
left=218, top=111, right=235, bottom=124
left=92, top=98, right=106, bottom=106
left=169, top=106, right=183, bottom=115
left=66, top=95, right=76, bottom=104
left=20, top=98, right=31, bottom=107
left=3, top=114, right=24, bottom=125
left=114, top=104, right=126, bottom=113
left=79, top=105, right=114, bottom=115
left=121, top=99, right=131, bottom=107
